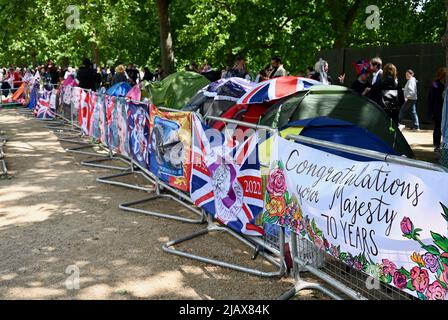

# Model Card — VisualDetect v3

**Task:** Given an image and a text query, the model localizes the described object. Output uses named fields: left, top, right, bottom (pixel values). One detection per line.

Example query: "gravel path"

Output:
left=0, top=108, right=293, bottom=300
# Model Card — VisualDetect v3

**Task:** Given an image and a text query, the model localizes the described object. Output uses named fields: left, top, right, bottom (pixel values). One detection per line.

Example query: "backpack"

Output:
left=381, top=89, right=401, bottom=112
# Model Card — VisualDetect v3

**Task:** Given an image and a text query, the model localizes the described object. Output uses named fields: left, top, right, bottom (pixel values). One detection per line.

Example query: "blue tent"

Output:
left=106, top=82, right=132, bottom=97
left=281, top=117, right=398, bottom=161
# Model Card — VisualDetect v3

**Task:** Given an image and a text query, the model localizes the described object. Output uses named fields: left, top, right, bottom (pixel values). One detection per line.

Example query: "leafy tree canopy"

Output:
left=0, top=0, right=445, bottom=75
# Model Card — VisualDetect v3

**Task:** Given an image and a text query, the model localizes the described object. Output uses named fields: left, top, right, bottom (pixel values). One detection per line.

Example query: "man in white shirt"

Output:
left=399, top=69, right=420, bottom=131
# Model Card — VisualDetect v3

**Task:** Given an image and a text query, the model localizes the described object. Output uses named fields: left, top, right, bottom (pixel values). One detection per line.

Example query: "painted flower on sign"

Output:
left=265, top=196, right=286, bottom=217
left=426, top=282, right=447, bottom=300
left=400, top=217, right=413, bottom=235
left=410, top=267, right=429, bottom=293
left=266, top=168, right=287, bottom=196
left=382, top=259, right=397, bottom=276
left=422, top=253, right=439, bottom=273
left=393, top=271, right=408, bottom=290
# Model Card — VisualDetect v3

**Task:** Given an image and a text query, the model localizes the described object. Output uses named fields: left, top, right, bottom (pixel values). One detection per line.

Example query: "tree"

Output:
left=326, top=0, right=366, bottom=48
left=155, top=0, right=175, bottom=75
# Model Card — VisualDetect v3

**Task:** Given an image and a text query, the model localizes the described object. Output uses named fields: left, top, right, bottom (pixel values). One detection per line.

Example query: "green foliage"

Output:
left=0, top=0, right=445, bottom=74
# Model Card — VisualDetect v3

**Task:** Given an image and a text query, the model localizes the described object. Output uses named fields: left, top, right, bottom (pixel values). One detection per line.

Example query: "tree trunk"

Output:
left=31, top=51, right=37, bottom=68
left=156, top=0, right=175, bottom=76
left=92, top=42, right=101, bottom=68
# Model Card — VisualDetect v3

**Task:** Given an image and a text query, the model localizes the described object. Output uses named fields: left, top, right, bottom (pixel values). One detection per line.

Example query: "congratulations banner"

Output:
left=149, top=105, right=192, bottom=192
left=127, top=101, right=150, bottom=169
left=263, top=136, right=448, bottom=300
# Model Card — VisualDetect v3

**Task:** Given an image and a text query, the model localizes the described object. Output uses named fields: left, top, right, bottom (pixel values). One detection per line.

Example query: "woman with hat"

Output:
left=111, top=64, right=128, bottom=86
left=350, top=60, right=371, bottom=95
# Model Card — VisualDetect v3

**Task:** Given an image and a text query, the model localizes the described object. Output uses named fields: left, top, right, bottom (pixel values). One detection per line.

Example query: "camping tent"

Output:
left=259, top=85, right=414, bottom=158
left=106, top=82, right=132, bottom=97
left=260, top=116, right=399, bottom=164
left=212, top=76, right=320, bottom=130
left=183, top=77, right=256, bottom=125
left=143, top=71, right=210, bottom=109
left=279, top=117, right=398, bottom=161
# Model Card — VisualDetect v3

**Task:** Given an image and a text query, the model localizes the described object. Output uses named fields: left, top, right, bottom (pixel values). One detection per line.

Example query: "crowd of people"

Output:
left=1, top=55, right=447, bottom=153
left=0, top=59, right=165, bottom=94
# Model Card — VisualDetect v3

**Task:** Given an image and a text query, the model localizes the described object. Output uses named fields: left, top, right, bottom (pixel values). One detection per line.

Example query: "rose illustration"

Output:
left=323, top=239, right=330, bottom=250
left=314, top=237, right=325, bottom=251
left=382, top=259, right=397, bottom=276
left=266, top=168, right=287, bottom=196
left=422, top=253, right=439, bottom=273
left=439, top=262, right=448, bottom=285
left=410, top=267, right=429, bottom=293
left=331, top=245, right=339, bottom=258
left=393, top=271, right=407, bottom=290
left=400, top=217, right=413, bottom=235
left=265, top=196, right=286, bottom=217
left=353, top=260, right=363, bottom=271
left=426, top=281, right=447, bottom=300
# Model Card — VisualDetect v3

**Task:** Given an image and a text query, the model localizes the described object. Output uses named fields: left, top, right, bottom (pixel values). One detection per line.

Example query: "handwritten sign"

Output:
left=263, top=136, right=448, bottom=300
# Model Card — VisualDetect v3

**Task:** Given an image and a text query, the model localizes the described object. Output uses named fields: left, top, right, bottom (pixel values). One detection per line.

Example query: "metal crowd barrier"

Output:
left=0, top=136, right=7, bottom=177
left=52, top=94, right=286, bottom=277
left=155, top=109, right=287, bottom=277
left=52, top=86, right=133, bottom=172
left=279, top=134, right=448, bottom=300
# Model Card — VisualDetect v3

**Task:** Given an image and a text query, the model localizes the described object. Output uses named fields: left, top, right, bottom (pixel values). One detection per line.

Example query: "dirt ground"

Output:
left=0, top=108, right=440, bottom=300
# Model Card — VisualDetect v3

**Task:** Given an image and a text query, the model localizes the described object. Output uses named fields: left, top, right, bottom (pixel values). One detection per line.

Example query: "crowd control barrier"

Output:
left=52, top=87, right=286, bottom=277
left=0, top=135, right=7, bottom=177
left=21, top=82, right=448, bottom=300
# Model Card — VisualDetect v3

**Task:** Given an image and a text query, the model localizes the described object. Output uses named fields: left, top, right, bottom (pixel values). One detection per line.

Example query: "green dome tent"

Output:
left=142, top=71, right=210, bottom=109
left=259, top=85, right=414, bottom=158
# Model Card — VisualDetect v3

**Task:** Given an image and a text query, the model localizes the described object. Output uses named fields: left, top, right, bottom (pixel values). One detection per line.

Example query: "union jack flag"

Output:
left=190, top=114, right=264, bottom=236
left=35, top=89, right=55, bottom=119
left=237, top=76, right=320, bottom=105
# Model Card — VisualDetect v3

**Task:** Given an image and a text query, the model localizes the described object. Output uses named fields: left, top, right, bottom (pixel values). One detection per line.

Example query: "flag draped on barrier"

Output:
left=34, top=88, right=55, bottom=119
left=90, top=93, right=106, bottom=141
left=149, top=105, right=192, bottom=192
left=127, top=101, right=151, bottom=169
left=106, top=96, right=130, bottom=156
left=190, top=114, right=264, bottom=236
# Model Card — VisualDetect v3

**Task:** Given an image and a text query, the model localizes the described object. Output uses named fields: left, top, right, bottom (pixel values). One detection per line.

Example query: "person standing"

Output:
left=370, top=56, right=383, bottom=86
left=368, top=63, right=404, bottom=125
left=427, top=67, right=447, bottom=152
left=111, top=64, right=128, bottom=85
left=143, top=67, right=154, bottom=82
left=269, top=56, right=287, bottom=78
left=76, top=58, right=97, bottom=91
left=399, top=70, right=420, bottom=131
left=350, top=60, right=371, bottom=95
left=224, top=57, right=251, bottom=80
